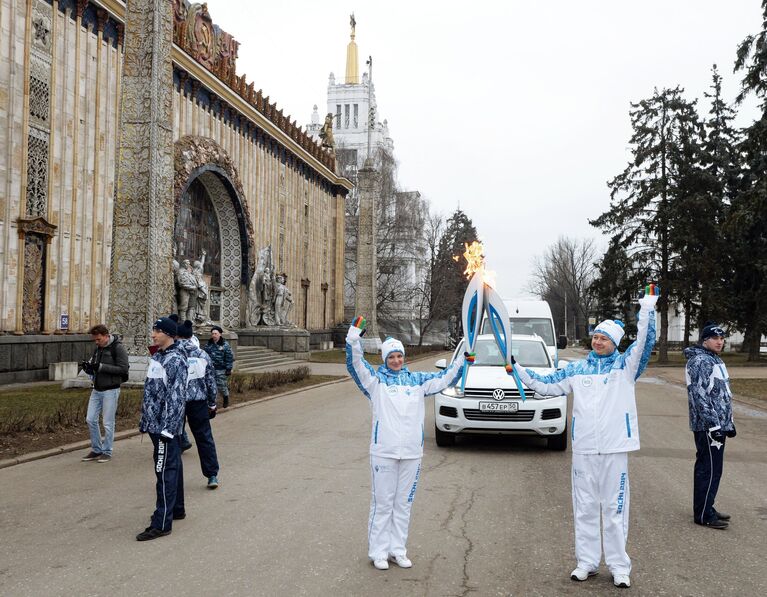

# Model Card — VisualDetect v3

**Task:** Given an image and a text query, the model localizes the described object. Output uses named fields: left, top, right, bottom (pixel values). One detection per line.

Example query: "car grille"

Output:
left=462, top=409, right=535, bottom=422
left=463, top=387, right=525, bottom=399
left=439, top=406, right=458, bottom=418
left=541, top=408, right=562, bottom=420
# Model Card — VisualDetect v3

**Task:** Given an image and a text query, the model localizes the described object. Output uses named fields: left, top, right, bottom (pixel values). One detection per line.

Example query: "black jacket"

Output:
left=87, top=336, right=130, bottom=391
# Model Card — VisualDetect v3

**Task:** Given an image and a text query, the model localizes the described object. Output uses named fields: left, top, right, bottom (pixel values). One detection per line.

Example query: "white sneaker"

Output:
left=373, top=559, right=389, bottom=570
left=570, top=567, right=597, bottom=581
left=613, top=574, right=631, bottom=588
left=389, top=554, right=412, bottom=568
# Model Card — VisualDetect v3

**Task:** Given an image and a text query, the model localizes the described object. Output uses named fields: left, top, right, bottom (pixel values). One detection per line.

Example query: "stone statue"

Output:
left=172, top=243, right=180, bottom=314
left=319, top=113, right=335, bottom=150
left=247, top=246, right=277, bottom=326
left=176, top=259, right=198, bottom=322
left=274, top=273, right=294, bottom=326
left=193, top=249, right=209, bottom=323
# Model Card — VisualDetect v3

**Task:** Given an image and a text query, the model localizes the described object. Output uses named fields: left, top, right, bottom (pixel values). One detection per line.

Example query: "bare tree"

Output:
left=529, top=236, right=598, bottom=340
left=412, top=210, right=445, bottom=345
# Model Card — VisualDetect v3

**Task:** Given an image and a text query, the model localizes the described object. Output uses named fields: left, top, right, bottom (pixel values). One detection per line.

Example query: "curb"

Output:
left=0, top=376, right=348, bottom=471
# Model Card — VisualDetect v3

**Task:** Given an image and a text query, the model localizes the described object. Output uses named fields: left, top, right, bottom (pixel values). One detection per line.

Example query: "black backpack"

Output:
left=108, top=341, right=130, bottom=383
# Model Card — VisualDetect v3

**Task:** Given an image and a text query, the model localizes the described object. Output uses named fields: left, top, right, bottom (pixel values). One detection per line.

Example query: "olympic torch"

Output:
left=458, top=242, right=527, bottom=399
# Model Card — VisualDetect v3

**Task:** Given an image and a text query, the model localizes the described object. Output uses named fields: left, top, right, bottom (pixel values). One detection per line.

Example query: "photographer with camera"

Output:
left=80, top=324, right=130, bottom=463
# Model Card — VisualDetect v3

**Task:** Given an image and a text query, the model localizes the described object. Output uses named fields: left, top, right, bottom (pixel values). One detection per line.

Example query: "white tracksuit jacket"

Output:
left=514, top=302, right=657, bottom=454
left=345, top=327, right=466, bottom=459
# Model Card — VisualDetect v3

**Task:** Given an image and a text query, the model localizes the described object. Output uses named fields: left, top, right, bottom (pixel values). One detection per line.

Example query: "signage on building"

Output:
left=60, top=314, right=69, bottom=330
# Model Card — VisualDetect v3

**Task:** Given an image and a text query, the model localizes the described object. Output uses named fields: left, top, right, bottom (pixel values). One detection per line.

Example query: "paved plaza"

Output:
left=1, top=354, right=766, bottom=596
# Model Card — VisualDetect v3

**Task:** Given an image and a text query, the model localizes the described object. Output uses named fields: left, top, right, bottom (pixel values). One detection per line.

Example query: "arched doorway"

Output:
left=174, top=136, right=254, bottom=329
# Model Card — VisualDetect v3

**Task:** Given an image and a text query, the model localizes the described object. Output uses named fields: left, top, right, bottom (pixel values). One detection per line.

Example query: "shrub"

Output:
left=229, top=366, right=311, bottom=394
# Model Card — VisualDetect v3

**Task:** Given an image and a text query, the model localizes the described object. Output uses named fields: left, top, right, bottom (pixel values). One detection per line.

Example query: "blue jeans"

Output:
left=86, top=388, right=120, bottom=456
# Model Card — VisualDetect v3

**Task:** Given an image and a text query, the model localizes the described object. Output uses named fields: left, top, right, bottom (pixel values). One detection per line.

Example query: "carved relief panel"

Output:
left=22, top=234, right=47, bottom=334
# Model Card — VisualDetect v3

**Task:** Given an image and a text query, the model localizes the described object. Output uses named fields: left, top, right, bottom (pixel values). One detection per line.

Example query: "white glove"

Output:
left=638, top=284, right=660, bottom=309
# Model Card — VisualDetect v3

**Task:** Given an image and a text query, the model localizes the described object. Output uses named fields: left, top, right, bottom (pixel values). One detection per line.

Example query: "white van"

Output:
left=481, top=299, right=566, bottom=366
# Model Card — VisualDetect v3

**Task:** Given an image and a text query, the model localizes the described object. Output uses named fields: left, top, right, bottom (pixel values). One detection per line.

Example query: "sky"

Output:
left=206, top=0, right=762, bottom=299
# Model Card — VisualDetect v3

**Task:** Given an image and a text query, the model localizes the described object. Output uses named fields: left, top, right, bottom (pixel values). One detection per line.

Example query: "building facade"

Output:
left=0, top=0, right=351, bottom=382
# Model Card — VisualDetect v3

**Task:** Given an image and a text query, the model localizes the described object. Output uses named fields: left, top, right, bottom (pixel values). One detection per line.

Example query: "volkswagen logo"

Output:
left=492, top=388, right=506, bottom=401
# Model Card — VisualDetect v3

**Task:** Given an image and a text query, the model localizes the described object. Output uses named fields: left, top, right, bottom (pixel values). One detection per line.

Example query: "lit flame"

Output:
left=462, top=241, right=485, bottom=277
left=454, top=241, right=496, bottom=288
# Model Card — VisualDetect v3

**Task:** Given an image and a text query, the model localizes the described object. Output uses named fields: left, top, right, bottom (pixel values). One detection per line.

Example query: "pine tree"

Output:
left=591, top=87, right=701, bottom=361
left=730, top=2, right=767, bottom=360
left=430, top=209, right=479, bottom=322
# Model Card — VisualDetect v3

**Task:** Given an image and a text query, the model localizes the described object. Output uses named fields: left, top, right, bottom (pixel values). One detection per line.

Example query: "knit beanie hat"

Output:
left=211, top=325, right=224, bottom=334
left=177, top=320, right=194, bottom=339
left=594, top=319, right=625, bottom=347
left=381, top=337, right=405, bottom=363
left=153, top=316, right=177, bottom=338
left=700, top=321, right=726, bottom=342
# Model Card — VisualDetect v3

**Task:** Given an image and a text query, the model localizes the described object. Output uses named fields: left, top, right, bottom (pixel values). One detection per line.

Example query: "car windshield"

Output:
left=471, top=338, right=551, bottom=368
left=481, top=317, right=555, bottom=345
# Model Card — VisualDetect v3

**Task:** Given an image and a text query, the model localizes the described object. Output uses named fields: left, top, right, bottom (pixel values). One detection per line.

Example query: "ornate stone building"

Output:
left=0, top=0, right=352, bottom=382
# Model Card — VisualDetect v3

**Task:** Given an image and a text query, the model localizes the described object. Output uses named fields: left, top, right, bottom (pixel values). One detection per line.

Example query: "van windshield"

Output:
left=481, top=317, right=555, bottom=345
left=472, top=338, right=551, bottom=368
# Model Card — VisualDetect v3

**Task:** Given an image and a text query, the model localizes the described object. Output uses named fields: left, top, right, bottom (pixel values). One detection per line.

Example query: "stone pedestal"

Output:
left=354, top=160, right=382, bottom=353
left=238, top=327, right=310, bottom=359
left=107, top=0, right=175, bottom=358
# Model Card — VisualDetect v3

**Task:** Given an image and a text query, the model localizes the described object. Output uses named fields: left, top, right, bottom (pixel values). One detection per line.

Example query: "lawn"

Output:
left=310, top=345, right=447, bottom=364
left=0, top=368, right=341, bottom=460
left=730, top=379, right=767, bottom=403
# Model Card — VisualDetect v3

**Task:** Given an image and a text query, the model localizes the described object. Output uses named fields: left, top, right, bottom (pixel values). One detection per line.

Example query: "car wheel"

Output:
left=435, top=424, right=456, bottom=447
left=547, top=423, right=568, bottom=451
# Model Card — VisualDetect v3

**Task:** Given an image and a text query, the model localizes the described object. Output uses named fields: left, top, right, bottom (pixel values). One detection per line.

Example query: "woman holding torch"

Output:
left=346, top=316, right=466, bottom=571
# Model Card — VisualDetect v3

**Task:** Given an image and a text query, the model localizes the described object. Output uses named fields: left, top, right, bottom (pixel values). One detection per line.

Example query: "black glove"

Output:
left=225, top=369, right=232, bottom=376
left=208, top=406, right=217, bottom=419
left=726, top=426, right=736, bottom=438
left=80, top=361, right=95, bottom=375
left=708, top=429, right=726, bottom=444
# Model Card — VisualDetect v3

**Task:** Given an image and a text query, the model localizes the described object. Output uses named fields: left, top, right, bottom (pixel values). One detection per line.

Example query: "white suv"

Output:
left=434, top=334, right=568, bottom=450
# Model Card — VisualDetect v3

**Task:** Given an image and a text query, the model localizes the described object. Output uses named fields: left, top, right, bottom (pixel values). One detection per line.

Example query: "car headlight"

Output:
left=442, top=386, right=464, bottom=398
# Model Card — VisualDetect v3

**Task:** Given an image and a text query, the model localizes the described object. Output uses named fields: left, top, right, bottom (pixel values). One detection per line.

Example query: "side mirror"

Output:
left=557, top=335, right=568, bottom=350
left=435, top=358, right=447, bottom=370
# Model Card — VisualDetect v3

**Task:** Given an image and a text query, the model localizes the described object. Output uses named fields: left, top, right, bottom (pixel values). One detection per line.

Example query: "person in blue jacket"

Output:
left=346, top=316, right=466, bottom=571
left=204, top=325, right=234, bottom=408
left=684, top=322, right=735, bottom=530
left=177, top=320, right=221, bottom=490
left=136, top=317, right=188, bottom=541
left=512, top=286, right=658, bottom=589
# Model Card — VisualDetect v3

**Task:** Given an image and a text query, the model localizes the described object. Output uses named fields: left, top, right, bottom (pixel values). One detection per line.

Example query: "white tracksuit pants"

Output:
left=571, top=452, right=631, bottom=575
left=368, top=455, right=421, bottom=561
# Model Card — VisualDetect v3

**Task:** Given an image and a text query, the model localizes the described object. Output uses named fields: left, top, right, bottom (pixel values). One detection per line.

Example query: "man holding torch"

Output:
left=511, top=285, right=659, bottom=589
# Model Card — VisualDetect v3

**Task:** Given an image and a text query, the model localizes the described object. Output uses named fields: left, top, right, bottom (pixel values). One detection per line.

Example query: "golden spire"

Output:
left=345, top=13, right=359, bottom=84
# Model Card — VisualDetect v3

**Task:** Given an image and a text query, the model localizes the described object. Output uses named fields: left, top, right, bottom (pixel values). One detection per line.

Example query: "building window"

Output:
left=353, top=104, right=358, bottom=128
left=336, top=104, right=341, bottom=128
left=344, top=104, right=350, bottom=128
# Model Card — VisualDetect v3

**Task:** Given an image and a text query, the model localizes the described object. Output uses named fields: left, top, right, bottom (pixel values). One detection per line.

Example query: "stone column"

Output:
left=108, top=0, right=175, bottom=377
left=353, top=159, right=381, bottom=352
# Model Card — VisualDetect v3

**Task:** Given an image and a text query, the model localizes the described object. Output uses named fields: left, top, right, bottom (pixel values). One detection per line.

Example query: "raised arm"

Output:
left=513, top=362, right=573, bottom=396
left=623, top=286, right=659, bottom=380
left=416, top=353, right=466, bottom=396
left=345, top=318, right=379, bottom=399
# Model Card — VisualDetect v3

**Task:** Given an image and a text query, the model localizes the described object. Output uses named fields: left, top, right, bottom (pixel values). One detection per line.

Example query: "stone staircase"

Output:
left=234, top=345, right=305, bottom=374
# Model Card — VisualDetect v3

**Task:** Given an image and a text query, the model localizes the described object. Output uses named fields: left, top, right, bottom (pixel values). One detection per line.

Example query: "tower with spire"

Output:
left=307, top=14, right=393, bottom=179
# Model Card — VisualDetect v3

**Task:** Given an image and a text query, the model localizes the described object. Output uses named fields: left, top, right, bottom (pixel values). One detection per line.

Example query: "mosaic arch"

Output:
left=174, top=136, right=255, bottom=328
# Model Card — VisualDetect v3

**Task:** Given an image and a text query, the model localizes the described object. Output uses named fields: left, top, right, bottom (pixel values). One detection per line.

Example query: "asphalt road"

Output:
left=1, top=356, right=766, bottom=597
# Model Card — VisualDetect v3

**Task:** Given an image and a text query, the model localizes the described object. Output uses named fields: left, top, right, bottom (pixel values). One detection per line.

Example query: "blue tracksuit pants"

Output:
left=693, top=430, right=726, bottom=524
left=185, top=400, right=219, bottom=478
left=149, top=433, right=185, bottom=531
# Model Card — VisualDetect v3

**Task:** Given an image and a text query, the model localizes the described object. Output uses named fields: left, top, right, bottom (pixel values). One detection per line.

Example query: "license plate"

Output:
left=479, top=401, right=518, bottom=412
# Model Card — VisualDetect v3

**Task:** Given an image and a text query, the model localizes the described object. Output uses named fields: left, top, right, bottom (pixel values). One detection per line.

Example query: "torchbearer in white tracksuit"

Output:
left=346, top=317, right=466, bottom=571
left=512, top=286, right=658, bottom=589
